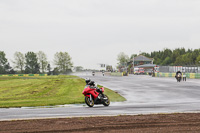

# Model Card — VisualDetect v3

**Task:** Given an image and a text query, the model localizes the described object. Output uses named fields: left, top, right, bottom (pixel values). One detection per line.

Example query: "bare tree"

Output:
left=117, top=52, right=129, bottom=65
left=117, top=52, right=129, bottom=72
left=13, top=52, right=25, bottom=73
left=54, top=52, right=73, bottom=73
left=37, top=51, right=48, bottom=73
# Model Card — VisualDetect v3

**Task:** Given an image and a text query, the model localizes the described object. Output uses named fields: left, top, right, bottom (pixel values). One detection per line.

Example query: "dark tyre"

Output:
left=103, top=94, right=110, bottom=106
left=85, top=96, right=94, bottom=107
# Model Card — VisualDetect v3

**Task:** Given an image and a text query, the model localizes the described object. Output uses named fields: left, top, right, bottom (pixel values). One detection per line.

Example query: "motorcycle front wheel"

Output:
left=103, top=94, right=110, bottom=106
left=85, top=96, right=94, bottom=107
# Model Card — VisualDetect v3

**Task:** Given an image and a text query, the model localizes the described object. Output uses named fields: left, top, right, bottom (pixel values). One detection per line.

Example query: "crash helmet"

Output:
left=85, top=78, right=91, bottom=85
left=88, top=81, right=95, bottom=86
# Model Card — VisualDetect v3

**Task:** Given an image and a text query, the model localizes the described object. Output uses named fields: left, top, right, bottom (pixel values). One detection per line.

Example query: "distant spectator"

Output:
left=183, top=73, right=186, bottom=81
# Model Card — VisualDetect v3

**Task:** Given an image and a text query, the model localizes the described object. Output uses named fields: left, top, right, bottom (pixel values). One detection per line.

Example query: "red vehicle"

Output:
left=138, top=68, right=145, bottom=74
left=134, top=68, right=145, bottom=75
left=82, top=80, right=110, bottom=107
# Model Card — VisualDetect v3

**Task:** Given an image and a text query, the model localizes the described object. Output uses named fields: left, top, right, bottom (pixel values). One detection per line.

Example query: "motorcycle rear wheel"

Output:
left=85, top=96, right=94, bottom=107
left=103, top=94, right=110, bottom=106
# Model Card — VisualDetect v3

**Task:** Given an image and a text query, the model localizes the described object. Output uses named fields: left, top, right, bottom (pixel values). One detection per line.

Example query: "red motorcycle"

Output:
left=82, top=81, right=110, bottom=107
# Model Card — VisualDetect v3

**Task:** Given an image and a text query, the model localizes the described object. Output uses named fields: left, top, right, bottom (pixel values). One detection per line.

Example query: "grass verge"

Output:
left=0, top=75, right=126, bottom=108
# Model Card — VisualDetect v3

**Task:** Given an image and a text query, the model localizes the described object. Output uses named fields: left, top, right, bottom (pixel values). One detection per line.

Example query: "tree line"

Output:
left=0, top=51, right=73, bottom=75
left=141, top=48, right=200, bottom=66
left=117, top=48, right=200, bottom=71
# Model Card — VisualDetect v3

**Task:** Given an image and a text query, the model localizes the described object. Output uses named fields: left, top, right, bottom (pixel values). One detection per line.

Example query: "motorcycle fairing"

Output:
left=82, top=86, right=99, bottom=99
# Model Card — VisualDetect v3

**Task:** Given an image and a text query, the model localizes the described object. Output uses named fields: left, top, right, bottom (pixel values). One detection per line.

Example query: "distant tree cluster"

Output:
left=0, top=51, right=73, bottom=75
left=140, top=48, right=200, bottom=66
left=116, top=52, right=130, bottom=72
left=116, top=48, right=200, bottom=72
left=0, top=51, right=14, bottom=74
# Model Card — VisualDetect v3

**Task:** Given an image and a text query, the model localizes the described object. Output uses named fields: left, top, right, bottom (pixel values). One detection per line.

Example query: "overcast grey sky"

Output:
left=1, top=0, right=200, bottom=69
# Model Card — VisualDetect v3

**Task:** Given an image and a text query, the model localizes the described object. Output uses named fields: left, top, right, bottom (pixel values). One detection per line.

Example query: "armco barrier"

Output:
left=0, top=74, right=47, bottom=77
left=155, top=72, right=200, bottom=79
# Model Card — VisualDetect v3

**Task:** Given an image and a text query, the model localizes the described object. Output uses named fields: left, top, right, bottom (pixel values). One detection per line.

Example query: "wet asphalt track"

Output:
left=1, top=73, right=200, bottom=120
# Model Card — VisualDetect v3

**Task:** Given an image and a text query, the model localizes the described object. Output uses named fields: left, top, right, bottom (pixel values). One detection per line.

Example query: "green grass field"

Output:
left=0, top=75, right=126, bottom=108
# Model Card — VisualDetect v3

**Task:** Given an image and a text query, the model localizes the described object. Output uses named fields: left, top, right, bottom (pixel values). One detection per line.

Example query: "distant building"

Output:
left=133, top=55, right=153, bottom=66
left=128, top=55, right=154, bottom=74
left=97, top=63, right=106, bottom=71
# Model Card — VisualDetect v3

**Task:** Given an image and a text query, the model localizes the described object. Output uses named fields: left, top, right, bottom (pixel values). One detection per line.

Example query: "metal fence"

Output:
left=159, top=66, right=200, bottom=73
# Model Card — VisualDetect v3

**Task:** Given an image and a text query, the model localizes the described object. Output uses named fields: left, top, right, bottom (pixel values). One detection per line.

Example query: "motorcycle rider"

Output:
left=85, top=78, right=102, bottom=97
left=175, top=71, right=182, bottom=82
left=183, top=72, right=186, bottom=81
left=85, top=78, right=91, bottom=85
left=92, top=71, right=95, bottom=76
left=85, top=78, right=96, bottom=88
left=102, top=71, right=105, bottom=76
left=83, top=78, right=110, bottom=107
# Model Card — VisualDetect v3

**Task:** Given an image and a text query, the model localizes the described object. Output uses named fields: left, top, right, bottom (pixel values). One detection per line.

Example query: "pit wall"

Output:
left=155, top=72, right=200, bottom=79
left=0, top=74, right=47, bottom=77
